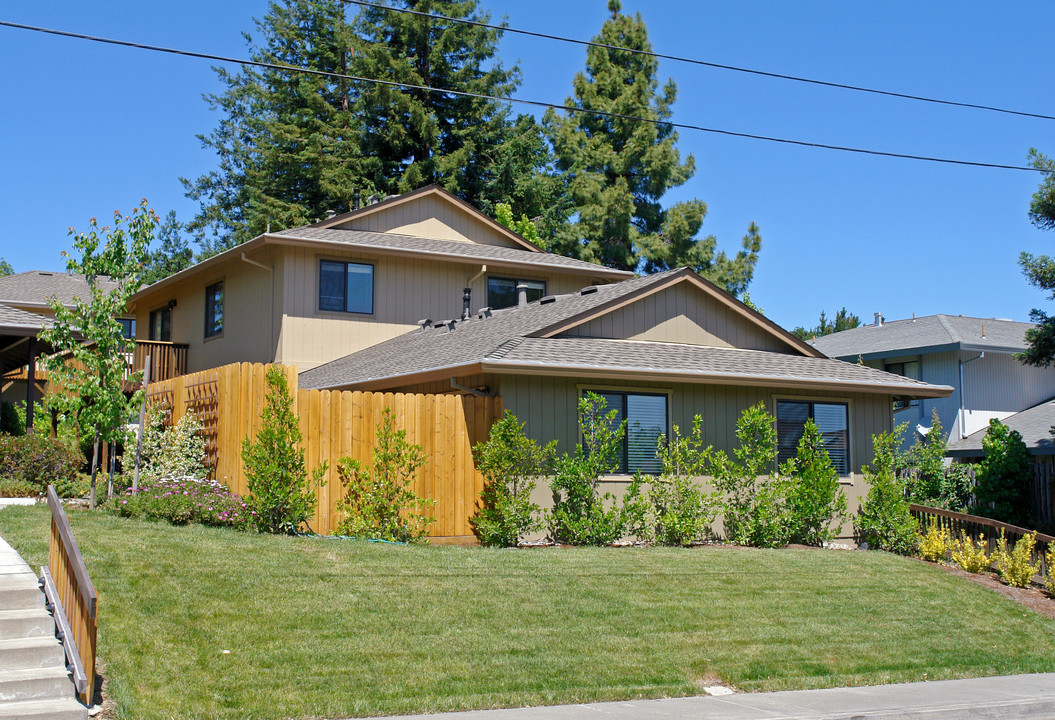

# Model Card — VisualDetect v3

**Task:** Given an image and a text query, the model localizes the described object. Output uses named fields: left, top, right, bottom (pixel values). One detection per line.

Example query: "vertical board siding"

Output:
left=146, top=362, right=501, bottom=539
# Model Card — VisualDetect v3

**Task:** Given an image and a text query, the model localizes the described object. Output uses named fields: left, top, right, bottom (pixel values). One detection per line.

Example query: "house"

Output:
left=129, top=185, right=633, bottom=374
left=811, top=314, right=1055, bottom=451
left=298, top=267, right=954, bottom=516
left=947, top=397, right=1055, bottom=462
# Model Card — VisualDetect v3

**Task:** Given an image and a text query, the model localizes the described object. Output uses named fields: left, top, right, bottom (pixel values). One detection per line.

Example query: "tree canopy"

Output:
left=1019, top=148, right=1055, bottom=366
left=0, top=258, right=12, bottom=277
left=791, top=307, right=861, bottom=341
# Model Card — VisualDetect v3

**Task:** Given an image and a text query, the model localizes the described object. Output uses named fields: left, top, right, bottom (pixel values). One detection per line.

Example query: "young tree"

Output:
left=543, top=0, right=761, bottom=290
left=39, top=200, right=157, bottom=507
left=140, top=211, right=194, bottom=285
left=791, top=307, right=862, bottom=341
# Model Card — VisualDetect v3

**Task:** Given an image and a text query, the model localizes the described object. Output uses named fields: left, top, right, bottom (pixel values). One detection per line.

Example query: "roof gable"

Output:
left=313, top=185, right=540, bottom=251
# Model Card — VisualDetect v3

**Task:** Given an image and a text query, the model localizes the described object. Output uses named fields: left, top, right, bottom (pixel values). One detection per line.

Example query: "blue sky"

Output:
left=0, top=1, right=1051, bottom=332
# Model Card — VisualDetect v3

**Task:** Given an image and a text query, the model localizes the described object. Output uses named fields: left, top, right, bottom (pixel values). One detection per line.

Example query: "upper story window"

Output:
left=776, top=400, right=849, bottom=474
left=487, top=277, right=545, bottom=310
left=884, top=360, right=920, bottom=410
left=587, top=390, right=668, bottom=475
left=205, top=281, right=224, bottom=338
left=319, top=260, right=373, bottom=314
left=117, top=318, right=136, bottom=340
left=149, top=306, right=172, bottom=342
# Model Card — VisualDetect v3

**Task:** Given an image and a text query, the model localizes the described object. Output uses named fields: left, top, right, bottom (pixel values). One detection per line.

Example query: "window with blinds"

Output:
left=589, top=391, right=667, bottom=474
left=776, top=400, right=849, bottom=474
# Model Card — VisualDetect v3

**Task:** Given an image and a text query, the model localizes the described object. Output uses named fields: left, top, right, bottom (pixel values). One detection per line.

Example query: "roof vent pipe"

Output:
left=462, top=288, right=472, bottom=321
left=325, top=209, right=337, bottom=219
left=353, top=189, right=361, bottom=211
left=516, top=283, right=528, bottom=309
left=874, top=312, right=883, bottom=327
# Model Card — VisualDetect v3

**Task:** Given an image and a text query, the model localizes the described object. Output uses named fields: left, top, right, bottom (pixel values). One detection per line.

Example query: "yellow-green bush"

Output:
left=1045, top=543, right=1055, bottom=595
left=916, top=520, right=951, bottom=562
left=950, top=532, right=991, bottom=573
left=994, top=530, right=1040, bottom=588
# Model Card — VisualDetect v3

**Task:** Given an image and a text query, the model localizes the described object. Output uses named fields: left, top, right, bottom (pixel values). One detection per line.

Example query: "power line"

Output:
left=0, top=19, right=1043, bottom=173
left=343, top=0, right=1055, bottom=123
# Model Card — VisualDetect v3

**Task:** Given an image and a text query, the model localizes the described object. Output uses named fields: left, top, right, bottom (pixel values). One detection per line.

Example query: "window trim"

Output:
left=317, top=258, right=375, bottom=316
left=204, top=279, right=224, bottom=340
left=579, top=386, right=671, bottom=476
left=773, top=395, right=852, bottom=477
left=486, top=276, right=547, bottom=310
left=148, top=304, right=173, bottom=342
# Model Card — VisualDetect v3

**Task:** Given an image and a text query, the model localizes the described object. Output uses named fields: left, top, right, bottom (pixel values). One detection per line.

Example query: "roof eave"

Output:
left=300, top=361, right=486, bottom=392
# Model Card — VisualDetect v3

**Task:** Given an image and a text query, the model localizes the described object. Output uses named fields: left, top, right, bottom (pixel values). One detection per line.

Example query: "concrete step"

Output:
left=0, top=666, right=74, bottom=702
left=0, top=572, right=45, bottom=611
left=0, top=637, right=64, bottom=672
left=0, top=608, right=55, bottom=640
left=0, top=697, right=86, bottom=720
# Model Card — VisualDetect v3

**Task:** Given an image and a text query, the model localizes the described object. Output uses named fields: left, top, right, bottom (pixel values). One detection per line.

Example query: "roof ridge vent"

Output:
left=540, top=295, right=556, bottom=305
left=580, top=286, right=598, bottom=295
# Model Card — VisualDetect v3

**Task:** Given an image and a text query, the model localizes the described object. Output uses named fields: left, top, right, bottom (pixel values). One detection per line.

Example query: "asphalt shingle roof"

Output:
left=947, top=398, right=1055, bottom=456
left=300, top=270, right=951, bottom=397
left=0, top=304, right=52, bottom=331
left=811, top=314, right=1033, bottom=359
left=271, top=227, right=632, bottom=277
left=0, top=271, right=117, bottom=308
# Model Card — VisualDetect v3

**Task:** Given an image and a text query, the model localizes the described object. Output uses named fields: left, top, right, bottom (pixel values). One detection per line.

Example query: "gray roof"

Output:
left=0, top=270, right=118, bottom=309
left=811, top=314, right=1033, bottom=360
left=0, top=304, right=53, bottom=333
left=271, top=227, right=633, bottom=278
left=947, top=398, right=1055, bottom=457
left=300, top=269, right=952, bottom=398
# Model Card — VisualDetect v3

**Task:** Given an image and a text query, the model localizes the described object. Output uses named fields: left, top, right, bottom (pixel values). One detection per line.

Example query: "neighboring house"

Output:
left=299, top=267, right=953, bottom=514
left=811, top=314, right=1055, bottom=451
left=947, top=397, right=1055, bottom=462
left=129, top=185, right=633, bottom=374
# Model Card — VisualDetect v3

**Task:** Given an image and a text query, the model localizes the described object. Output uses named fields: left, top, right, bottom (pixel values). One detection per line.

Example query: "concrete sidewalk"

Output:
left=365, top=673, right=1055, bottom=720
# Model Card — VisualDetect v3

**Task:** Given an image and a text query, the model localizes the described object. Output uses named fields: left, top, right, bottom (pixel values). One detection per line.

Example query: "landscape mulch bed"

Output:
left=919, top=558, right=1055, bottom=621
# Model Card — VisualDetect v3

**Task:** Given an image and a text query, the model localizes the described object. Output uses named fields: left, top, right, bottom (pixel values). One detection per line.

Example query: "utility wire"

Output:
left=344, top=0, right=1055, bottom=123
left=0, top=19, right=1042, bottom=173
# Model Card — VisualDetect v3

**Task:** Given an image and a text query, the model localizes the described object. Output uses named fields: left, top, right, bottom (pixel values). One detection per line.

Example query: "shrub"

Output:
left=109, top=476, right=254, bottom=530
left=1046, top=543, right=1055, bottom=595
left=138, top=408, right=208, bottom=481
left=0, top=479, right=39, bottom=497
left=0, top=402, right=22, bottom=436
left=916, top=519, right=951, bottom=562
left=241, top=367, right=326, bottom=534
left=993, top=530, right=1040, bottom=588
left=783, top=419, right=848, bottom=546
left=335, top=407, right=434, bottom=543
left=855, top=427, right=917, bottom=555
left=951, top=531, right=991, bottom=573
left=624, top=416, right=718, bottom=546
left=0, top=433, right=81, bottom=491
left=974, top=420, right=1032, bottom=527
left=471, top=411, right=555, bottom=547
left=549, top=393, right=626, bottom=546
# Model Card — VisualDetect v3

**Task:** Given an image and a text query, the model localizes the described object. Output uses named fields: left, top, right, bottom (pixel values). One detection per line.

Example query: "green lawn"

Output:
left=2, top=505, right=1055, bottom=720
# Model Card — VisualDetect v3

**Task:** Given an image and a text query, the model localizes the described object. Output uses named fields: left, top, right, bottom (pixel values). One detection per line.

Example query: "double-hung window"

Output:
left=205, top=281, right=224, bottom=338
left=319, top=260, right=373, bottom=314
left=587, top=390, right=668, bottom=474
left=776, top=400, right=849, bottom=474
left=487, top=277, right=545, bottom=309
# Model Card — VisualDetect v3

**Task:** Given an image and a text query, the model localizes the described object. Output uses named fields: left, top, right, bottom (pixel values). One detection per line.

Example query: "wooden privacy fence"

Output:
left=146, top=362, right=503, bottom=539
left=910, top=503, right=1055, bottom=582
left=42, top=485, right=97, bottom=706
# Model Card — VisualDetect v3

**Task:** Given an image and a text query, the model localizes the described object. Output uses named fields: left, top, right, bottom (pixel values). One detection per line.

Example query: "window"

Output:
left=777, top=400, right=849, bottom=474
left=319, top=260, right=373, bottom=314
left=884, top=360, right=920, bottom=410
left=587, top=390, right=668, bottom=474
left=117, top=318, right=136, bottom=340
left=205, top=281, right=224, bottom=338
left=487, top=277, right=546, bottom=310
left=149, top=306, right=171, bottom=342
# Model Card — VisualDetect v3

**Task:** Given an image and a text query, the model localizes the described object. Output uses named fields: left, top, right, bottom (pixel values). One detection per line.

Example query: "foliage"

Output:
left=542, top=0, right=760, bottom=289
left=494, top=203, right=543, bottom=249
left=470, top=411, right=555, bottom=547
left=0, top=401, right=23, bottom=436
left=0, top=433, right=82, bottom=491
left=993, top=530, right=1040, bottom=588
left=974, top=419, right=1032, bottom=527
left=916, top=519, right=951, bottom=563
left=783, top=419, right=849, bottom=546
left=335, top=407, right=434, bottom=543
left=109, top=476, right=254, bottom=530
left=241, top=367, right=326, bottom=534
left=138, top=408, right=208, bottom=482
left=140, top=210, right=194, bottom=285
left=951, top=531, right=992, bottom=573
left=0, top=479, right=38, bottom=497
left=548, top=393, right=627, bottom=545
left=791, top=307, right=862, bottom=341
left=0, top=257, right=12, bottom=276
left=1017, top=149, right=1055, bottom=366
left=855, top=427, right=917, bottom=555
left=623, top=416, right=718, bottom=546
left=1046, top=542, right=1055, bottom=595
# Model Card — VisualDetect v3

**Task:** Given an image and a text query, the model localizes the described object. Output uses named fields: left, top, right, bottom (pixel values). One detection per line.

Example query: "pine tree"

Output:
left=1019, top=148, right=1055, bottom=366
left=141, top=211, right=194, bottom=286
left=544, top=0, right=760, bottom=291
left=791, top=307, right=862, bottom=341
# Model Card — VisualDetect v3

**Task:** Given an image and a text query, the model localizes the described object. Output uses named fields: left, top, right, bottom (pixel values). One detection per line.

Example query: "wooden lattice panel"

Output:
left=184, top=371, right=220, bottom=476
left=145, top=388, right=175, bottom=425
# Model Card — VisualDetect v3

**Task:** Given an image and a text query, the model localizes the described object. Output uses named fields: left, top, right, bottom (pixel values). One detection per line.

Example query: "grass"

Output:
left=2, top=505, right=1055, bottom=720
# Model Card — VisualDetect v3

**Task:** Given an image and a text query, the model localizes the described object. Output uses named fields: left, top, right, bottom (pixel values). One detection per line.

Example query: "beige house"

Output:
left=129, top=185, right=632, bottom=373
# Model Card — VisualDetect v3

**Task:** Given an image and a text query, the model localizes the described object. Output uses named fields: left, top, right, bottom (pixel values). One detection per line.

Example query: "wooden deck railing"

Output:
left=1, top=339, right=188, bottom=385
left=910, top=503, right=1055, bottom=582
left=42, top=485, right=97, bottom=705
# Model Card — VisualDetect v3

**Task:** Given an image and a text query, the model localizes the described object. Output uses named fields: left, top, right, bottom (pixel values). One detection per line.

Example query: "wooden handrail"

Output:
left=46, top=485, right=98, bottom=706
left=909, top=504, right=1055, bottom=544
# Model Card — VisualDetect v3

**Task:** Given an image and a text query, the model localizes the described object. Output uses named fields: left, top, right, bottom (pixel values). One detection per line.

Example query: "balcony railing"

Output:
left=1, top=339, right=189, bottom=385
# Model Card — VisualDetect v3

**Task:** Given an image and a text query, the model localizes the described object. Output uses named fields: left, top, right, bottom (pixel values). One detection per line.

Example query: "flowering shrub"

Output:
left=139, top=409, right=208, bottom=481
left=109, top=475, right=254, bottom=530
